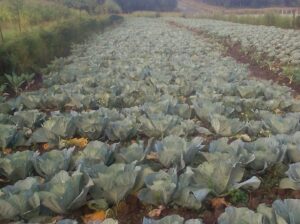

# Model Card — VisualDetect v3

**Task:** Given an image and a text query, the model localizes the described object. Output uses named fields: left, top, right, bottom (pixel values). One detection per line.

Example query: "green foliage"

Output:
left=7, top=0, right=23, bottom=33
left=115, top=0, right=178, bottom=12
left=228, top=189, right=248, bottom=205
left=4, top=73, right=26, bottom=94
left=202, top=0, right=300, bottom=8
left=207, top=13, right=297, bottom=29
left=283, top=65, right=300, bottom=84
left=99, top=0, right=122, bottom=14
left=261, top=163, right=288, bottom=190
left=0, top=84, right=6, bottom=94
left=0, top=0, right=81, bottom=42
left=0, top=15, right=124, bottom=81
left=295, top=16, right=300, bottom=28
left=4, top=72, right=34, bottom=94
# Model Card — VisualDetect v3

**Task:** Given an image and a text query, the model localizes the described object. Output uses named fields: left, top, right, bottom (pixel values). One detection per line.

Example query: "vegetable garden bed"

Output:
left=1, top=17, right=300, bottom=224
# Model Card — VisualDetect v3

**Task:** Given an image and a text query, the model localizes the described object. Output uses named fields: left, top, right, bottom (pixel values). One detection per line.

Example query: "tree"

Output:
left=0, top=4, right=5, bottom=42
left=115, top=0, right=178, bottom=12
left=0, top=18, right=4, bottom=42
left=100, top=0, right=122, bottom=14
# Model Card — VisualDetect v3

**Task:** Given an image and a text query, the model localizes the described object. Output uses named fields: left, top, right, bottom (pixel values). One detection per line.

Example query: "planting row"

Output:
left=169, top=17, right=300, bottom=65
left=1, top=17, right=300, bottom=222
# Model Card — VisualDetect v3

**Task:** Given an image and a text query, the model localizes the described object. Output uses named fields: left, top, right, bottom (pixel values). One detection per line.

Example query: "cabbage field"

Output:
left=170, top=18, right=300, bottom=65
left=1, top=17, right=300, bottom=223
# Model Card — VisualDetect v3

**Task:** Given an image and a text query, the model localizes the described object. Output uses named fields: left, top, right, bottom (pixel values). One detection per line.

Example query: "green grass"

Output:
left=202, top=13, right=300, bottom=29
left=129, top=11, right=184, bottom=18
left=0, top=0, right=81, bottom=31
left=0, top=15, right=124, bottom=82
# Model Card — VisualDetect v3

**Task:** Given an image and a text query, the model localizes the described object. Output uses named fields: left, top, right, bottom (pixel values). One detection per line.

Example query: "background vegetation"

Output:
left=115, top=0, right=178, bottom=12
left=0, top=0, right=126, bottom=86
left=0, top=15, right=123, bottom=79
left=204, top=12, right=300, bottom=29
left=0, top=0, right=178, bottom=85
left=201, top=0, right=300, bottom=8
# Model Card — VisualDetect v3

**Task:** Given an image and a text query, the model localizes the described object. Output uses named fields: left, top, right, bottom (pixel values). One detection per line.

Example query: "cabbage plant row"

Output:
left=168, top=17, right=300, bottom=65
left=1, top=17, right=300, bottom=223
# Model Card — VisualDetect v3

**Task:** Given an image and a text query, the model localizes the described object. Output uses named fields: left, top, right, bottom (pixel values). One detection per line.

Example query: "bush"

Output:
left=100, top=0, right=122, bottom=14
left=0, top=15, right=123, bottom=80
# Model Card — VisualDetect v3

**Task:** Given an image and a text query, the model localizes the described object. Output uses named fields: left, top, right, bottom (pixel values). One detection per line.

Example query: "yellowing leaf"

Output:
left=240, top=134, right=251, bottom=142
left=3, top=148, right=12, bottom=155
left=148, top=205, right=165, bottom=218
left=146, top=152, right=159, bottom=161
left=82, top=210, right=106, bottom=224
left=42, top=143, right=50, bottom=151
left=65, top=138, right=88, bottom=148
left=211, top=197, right=229, bottom=209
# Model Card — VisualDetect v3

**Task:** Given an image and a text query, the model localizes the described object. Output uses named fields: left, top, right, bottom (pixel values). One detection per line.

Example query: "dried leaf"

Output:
left=82, top=210, right=106, bottom=224
left=240, top=134, right=251, bottom=142
left=3, top=148, right=12, bottom=155
left=51, top=215, right=63, bottom=222
left=42, top=143, right=50, bottom=151
left=148, top=205, right=165, bottom=218
left=146, top=152, right=159, bottom=160
left=65, top=138, right=88, bottom=148
left=211, top=197, right=229, bottom=209
left=115, top=201, right=128, bottom=214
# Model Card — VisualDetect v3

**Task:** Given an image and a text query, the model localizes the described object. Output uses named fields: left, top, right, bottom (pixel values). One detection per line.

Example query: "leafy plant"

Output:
left=228, top=189, right=248, bottom=205
left=283, top=66, right=300, bottom=84
left=39, top=170, right=93, bottom=214
left=0, top=124, right=17, bottom=149
left=90, top=163, right=141, bottom=205
left=138, top=169, right=177, bottom=206
left=0, top=177, right=42, bottom=221
left=32, top=148, right=74, bottom=179
left=4, top=72, right=34, bottom=95
left=0, top=84, right=6, bottom=94
left=0, top=150, right=34, bottom=181
left=272, top=199, right=300, bottom=223
left=218, top=206, right=265, bottom=224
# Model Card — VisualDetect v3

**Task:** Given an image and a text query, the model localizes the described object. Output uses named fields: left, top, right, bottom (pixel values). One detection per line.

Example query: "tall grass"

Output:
left=0, top=15, right=123, bottom=80
left=205, top=13, right=300, bottom=29
left=0, top=0, right=82, bottom=38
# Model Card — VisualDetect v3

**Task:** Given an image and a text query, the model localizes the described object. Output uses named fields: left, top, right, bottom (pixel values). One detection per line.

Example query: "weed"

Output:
left=282, top=65, right=300, bottom=84
left=228, top=189, right=249, bottom=205
left=260, top=163, right=288, bottom=191
left=4, top=72, right=34, bottom=94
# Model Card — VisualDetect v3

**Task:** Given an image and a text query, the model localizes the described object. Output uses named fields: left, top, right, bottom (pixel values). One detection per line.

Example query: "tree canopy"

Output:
left=49, top=0, right=178, bottom=13
left=107, top=0, right=178, bottom=13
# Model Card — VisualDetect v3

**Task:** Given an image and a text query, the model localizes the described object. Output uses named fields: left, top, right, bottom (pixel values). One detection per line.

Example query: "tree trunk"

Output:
left=17, top=9, right=21, bottom=33
left=293, top=9, right=296, bottom=28
left=0, top=24, right=4, bottom=42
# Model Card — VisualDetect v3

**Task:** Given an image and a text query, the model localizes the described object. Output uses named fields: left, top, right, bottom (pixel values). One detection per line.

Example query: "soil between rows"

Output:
left=167, top=20, right=300, bottom=96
